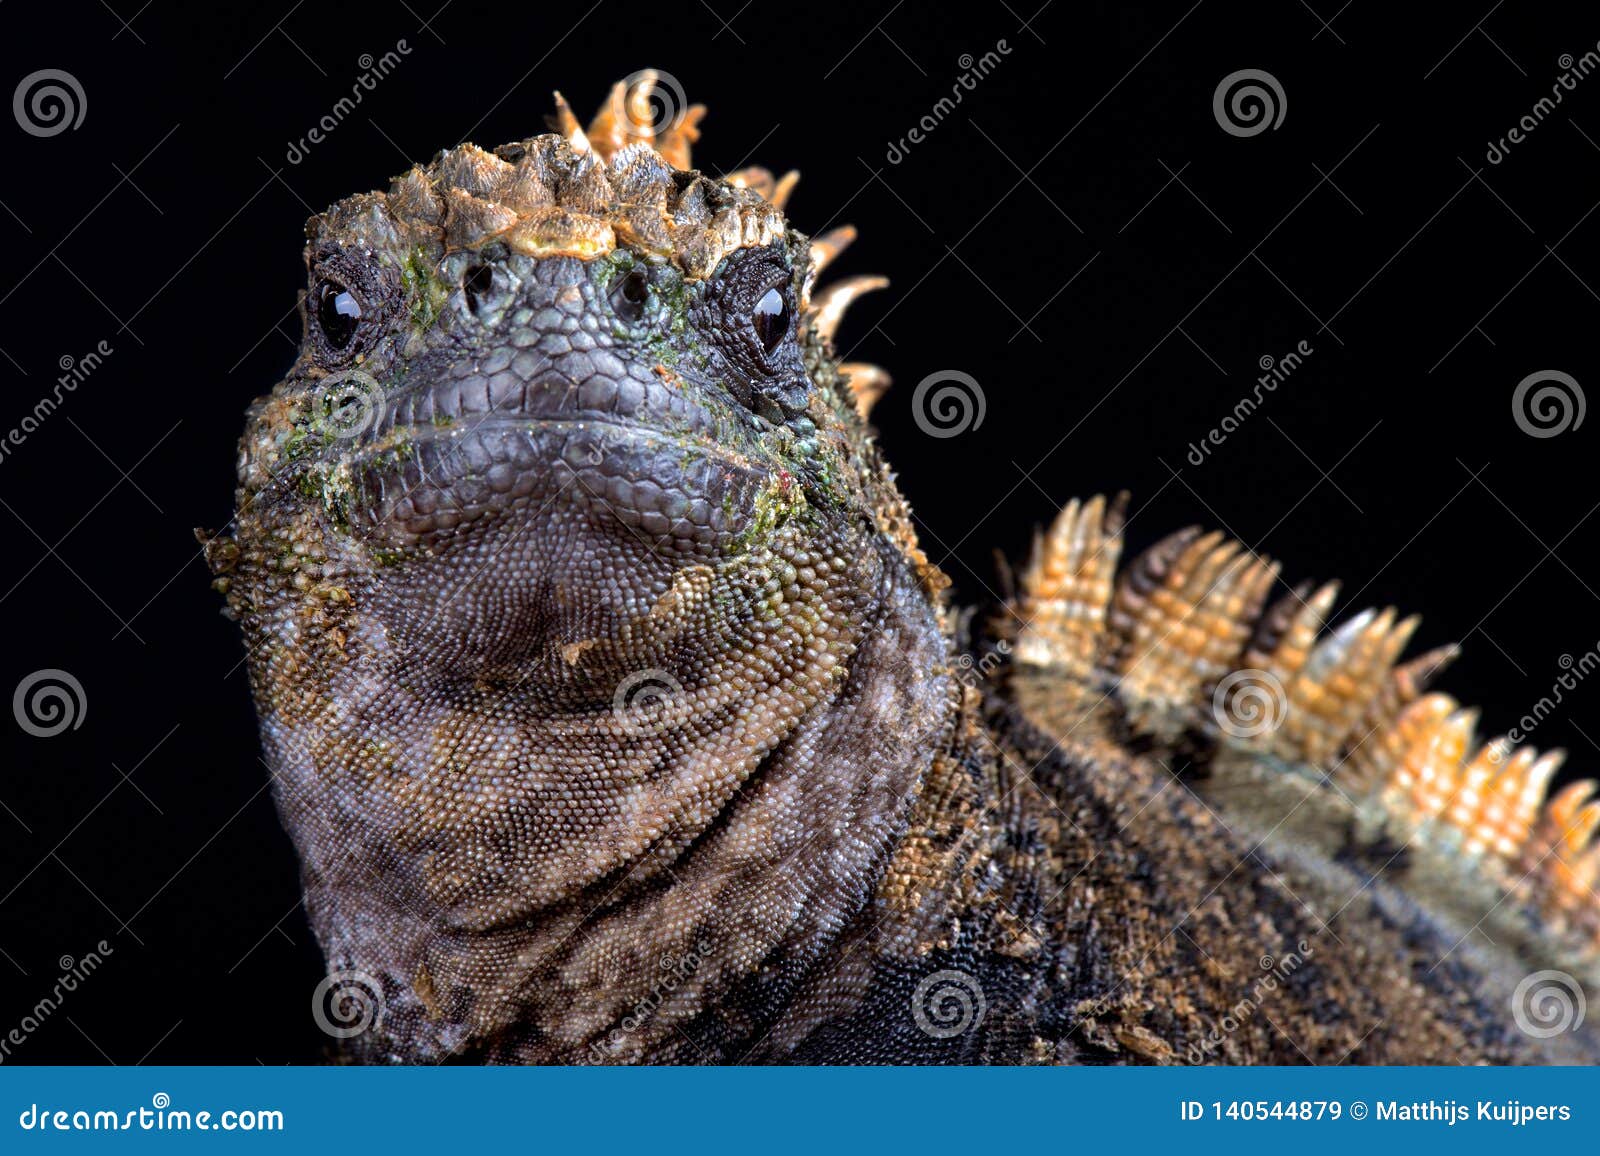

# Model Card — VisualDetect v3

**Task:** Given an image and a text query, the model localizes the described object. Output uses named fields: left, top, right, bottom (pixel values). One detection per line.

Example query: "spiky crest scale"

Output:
left=838, top=363, right=892, bottom=419
left=326, top=78, right=772, bottom=281
left=1013, top=493, right=1125, bottom=678
left=1010, top=496, right=1600, bottom=964
left=309, top=77, right=889, bottom=417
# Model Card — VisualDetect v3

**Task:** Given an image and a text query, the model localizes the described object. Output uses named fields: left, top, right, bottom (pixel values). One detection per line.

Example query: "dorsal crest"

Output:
left=1010, top=495, right=1600, bottom=968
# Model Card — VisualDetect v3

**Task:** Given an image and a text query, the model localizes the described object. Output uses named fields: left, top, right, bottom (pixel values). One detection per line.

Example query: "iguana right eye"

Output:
left=315, top=280, right=362, bottom=348
left=751, top=285, right=790, bottom=355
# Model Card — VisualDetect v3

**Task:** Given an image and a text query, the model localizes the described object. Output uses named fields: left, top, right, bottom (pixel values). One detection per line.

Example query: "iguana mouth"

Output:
left=366, top=363, right=775, bottom=477
left=361, top=413, right=769, bottom=472
left=344, top=414, right=777, bottom=555
left=377, top=359, right=745, bottom=447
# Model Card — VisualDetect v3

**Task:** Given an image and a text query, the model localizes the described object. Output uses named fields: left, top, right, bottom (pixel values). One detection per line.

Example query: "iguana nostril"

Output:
left=462, top=264, right=495, bottom=314
left=610, top=267, right=649, bottom=322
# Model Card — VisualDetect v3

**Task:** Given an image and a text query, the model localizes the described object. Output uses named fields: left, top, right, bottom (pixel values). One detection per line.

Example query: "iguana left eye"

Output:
left=751, top=286, right=790, bottom=354
left=315, top=280, right=363, bottom=348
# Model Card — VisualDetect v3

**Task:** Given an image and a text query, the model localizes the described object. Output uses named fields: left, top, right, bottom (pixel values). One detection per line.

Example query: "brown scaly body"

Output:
left=207, top=76, right=1599, bottom=1064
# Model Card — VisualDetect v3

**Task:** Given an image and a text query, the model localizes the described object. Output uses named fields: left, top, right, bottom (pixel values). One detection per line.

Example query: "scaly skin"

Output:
left=208, top=82, right=1600, bottom=1064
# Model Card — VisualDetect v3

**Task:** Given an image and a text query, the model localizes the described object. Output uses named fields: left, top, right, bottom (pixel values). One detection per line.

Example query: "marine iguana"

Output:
left=205, top=75, right=1600, bottom=1064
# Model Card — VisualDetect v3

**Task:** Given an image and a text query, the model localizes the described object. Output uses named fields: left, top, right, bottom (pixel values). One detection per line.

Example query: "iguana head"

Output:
left=218, top=76, right=955, bottom=1061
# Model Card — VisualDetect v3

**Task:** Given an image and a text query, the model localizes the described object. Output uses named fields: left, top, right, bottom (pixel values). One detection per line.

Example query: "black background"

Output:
left=2, top=1, right=1598, bottom=1063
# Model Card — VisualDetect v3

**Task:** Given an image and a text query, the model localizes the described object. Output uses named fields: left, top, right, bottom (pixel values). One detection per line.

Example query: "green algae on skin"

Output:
left=401, top=246, right=450, bottom=333
left=722, top=472, right=806, bottom=557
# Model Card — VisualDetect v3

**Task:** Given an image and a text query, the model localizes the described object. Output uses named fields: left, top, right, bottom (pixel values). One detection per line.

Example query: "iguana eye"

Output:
left=751, top=286, right=790, bottom=354
left=610, top=267, right=650, bottom=323
left=315, top=280, right=363, bottom=348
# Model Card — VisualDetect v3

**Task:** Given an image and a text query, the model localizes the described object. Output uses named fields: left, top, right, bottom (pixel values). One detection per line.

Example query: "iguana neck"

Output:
left=252, top=515, right=959, bottom=1062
